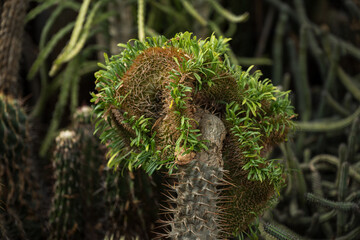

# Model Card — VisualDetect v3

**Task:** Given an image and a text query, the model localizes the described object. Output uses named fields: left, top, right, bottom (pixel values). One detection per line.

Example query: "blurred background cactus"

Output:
left=0, top=0, right=359, bottom=239
left=48, top=130, right=83, bottom=240
left=0, top=94, right=42, bottom=240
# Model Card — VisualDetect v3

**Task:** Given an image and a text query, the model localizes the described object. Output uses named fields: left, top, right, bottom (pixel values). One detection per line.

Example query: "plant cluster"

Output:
left=47, top=106, right=159, bottom=240
left=92, top=32, right=295, bottom=237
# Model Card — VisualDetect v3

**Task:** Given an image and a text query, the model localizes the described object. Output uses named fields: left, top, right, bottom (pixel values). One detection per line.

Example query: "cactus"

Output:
left=48, top=130, right=83, bottom=240
left=0, top=93, right=41, bottom=239
left=263, top=222, right=304, bottom=240
left=72, top=106, right=156, bottom=238
left=92, top=32, right=294, bottom=238
left=160, top=113, right=226, bottom=239
left=104, top=169, right=137, bottom=239
left=47, top=106, right=159, bottom=239
left=72, top=105, right=106, bottom=239
left=73, top=106, right=103, bottom=208
left=103, top=165, right=159, bottom=239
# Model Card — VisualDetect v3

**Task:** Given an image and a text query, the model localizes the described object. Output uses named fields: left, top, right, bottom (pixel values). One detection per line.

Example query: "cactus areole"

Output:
left=91, top=32, right=295, bottom=237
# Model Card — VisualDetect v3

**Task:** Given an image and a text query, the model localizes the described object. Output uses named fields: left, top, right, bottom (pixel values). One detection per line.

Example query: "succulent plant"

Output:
left=92, top=32, right=294, bottom=238
left=48, top=130, right=83, bottom=240
left=103, top=164, right=159, bottom=239
left=73, top=106, right=103, bottom=206
left=72, top=106, right=106, bottom=239
left=0, top=93, right=40, bottom=239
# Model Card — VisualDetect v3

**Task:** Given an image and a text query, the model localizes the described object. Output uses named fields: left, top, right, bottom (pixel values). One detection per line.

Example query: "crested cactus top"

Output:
left=91, top=32, right=295, bottom=184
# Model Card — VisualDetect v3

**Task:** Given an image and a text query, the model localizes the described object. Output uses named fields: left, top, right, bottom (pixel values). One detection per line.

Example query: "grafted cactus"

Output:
left=92, top=32, right=294, bottom=238
left=0, top=93, right=40, bottom=240
left=48, top=130, right=83, bottom=240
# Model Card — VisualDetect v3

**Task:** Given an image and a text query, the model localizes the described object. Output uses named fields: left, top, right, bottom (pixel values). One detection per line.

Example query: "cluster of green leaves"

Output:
left=167, top=71, right=206, bottom=158
left=92, top=32, right=235, bottom=174
left=225, top=66, right=294, bottom=189
left=109, top=113, right=163, bottom=174
left=225, top=101, right=285, bottom=189
left=170, top=32, right=231, bottom=90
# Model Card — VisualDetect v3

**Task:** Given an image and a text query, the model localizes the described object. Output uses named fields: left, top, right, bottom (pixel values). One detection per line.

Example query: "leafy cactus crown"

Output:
left=91, top=32, right=294, bottom=185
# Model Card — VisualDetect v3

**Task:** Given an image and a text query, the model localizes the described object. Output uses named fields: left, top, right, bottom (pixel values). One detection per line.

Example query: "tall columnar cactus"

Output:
left=73, top=106, right=103, bottom=207
left=92, top=32, right=295, bottom=238
left=0, top=0, right=28, bottom=97
left=72, top=106, right=106, bottom=239
left=48, top=130, right=83, bottom=240
left=0, top=93, right=40, bottom=239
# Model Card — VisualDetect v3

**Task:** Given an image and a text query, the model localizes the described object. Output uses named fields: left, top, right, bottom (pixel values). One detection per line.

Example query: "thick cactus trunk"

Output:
left=167, top=113, right=226, bottom=239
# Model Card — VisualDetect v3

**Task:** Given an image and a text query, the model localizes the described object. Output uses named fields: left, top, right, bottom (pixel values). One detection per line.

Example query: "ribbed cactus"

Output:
left=104, top=169, right=131, bottom=239
left=0, top=93, right=40, bottom=240
left=48, top=130, right=83, bottom=240
left=72, top=106, right=105, bottom=239
left=92, top=32, right=294, bottom=238
left=73, top=106, right=103, bottom=206
left=167, top=161, right=223, bottom=238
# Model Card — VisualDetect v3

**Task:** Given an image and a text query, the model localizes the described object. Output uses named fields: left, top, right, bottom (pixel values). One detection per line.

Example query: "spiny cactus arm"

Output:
left=263, top=222, right=306, bottom=240
left=305, top=193, right=360, bottom=213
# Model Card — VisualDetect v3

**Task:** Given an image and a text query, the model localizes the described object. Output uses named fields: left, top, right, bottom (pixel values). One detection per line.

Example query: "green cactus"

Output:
left=48, top=130, right=83, bottom=240
left=0, top=93, right=40, bottom=240
left=92, top=32, right=294, bottom=238
left=72, top=105, right=106, bottom=239
left=104, top=169, right=134, bottom=239
left=72, top=106, right=103, bottom=207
